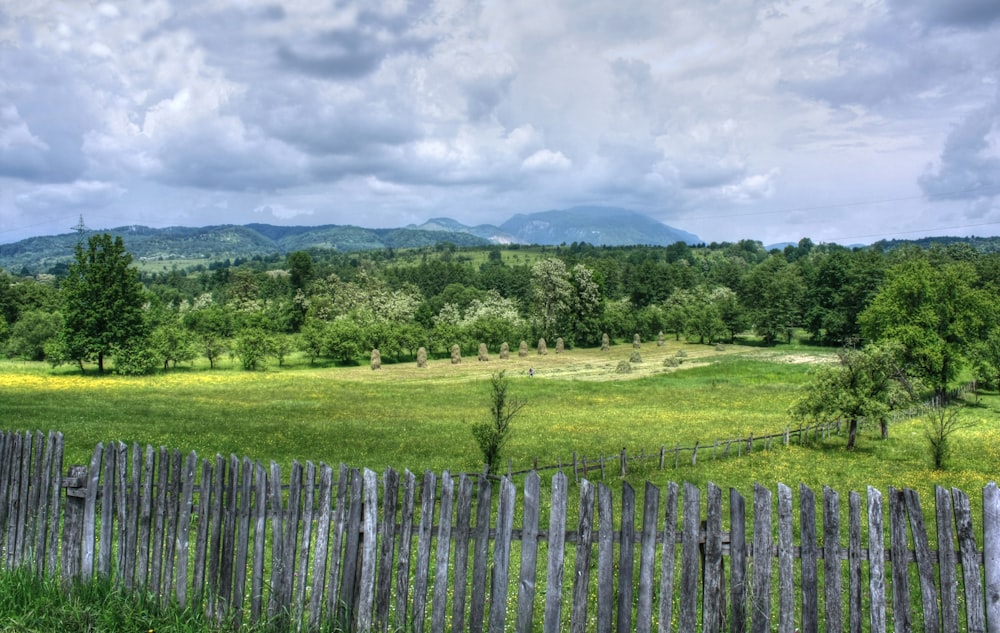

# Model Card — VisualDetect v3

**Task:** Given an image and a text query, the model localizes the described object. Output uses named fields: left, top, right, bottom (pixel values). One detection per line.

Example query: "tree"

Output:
left=6, top=309, right=62, bottom=361
left=472, top=370, right=526, bottom=474
left=60, top=234, right=148, bottom=373
left=741, top=255, right=805, bottom=346
left=859, top=256, right=996, bottom=399
left=790, top=342, right=917, bottom=450
left=924, top=402, right=975, bottom=469
left=530, top=258, right=573, bottom=337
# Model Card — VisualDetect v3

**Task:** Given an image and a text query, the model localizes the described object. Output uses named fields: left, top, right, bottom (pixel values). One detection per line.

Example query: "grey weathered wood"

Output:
left=636, top=482, right=661, bottom=633
left=823, top=487, right=842, bottom=633
left=597, top=482, right=614, bottom=633
left=452, top=474, right=474, bottom=633
left=0, top=432, right=9, bottom=558
left=250, top=462, right=267, bottom=623
left=281, top=461, right=304, bottom=618
left=703, top=482, right=723, bottom=633
left=936, top=486, right=960, bottom=633
left=848, top=492, right=862, bottom=633
left=266, top=461, right=285, bottom=620
left=659, top=481, right=679, bottom=633
left=46, top=432, right=64, bottom=577
left=412, top=470, right=437, bottom=633
left=867, top=486, right=886, bottom=633
left=31, top=431, right=53, bottom=576
left=175, top=451, right=197, bottom=608
left=232, top=456, right=253, bottom=626
left=81, top=442, right=103, bottom=579
left=904, top=488, right=939, bottom=633
left=543, top=471, right=568, bottom=633
left=217, top=454, right=240, bottom=614
left=123, top=443, right=141, bottom=591
left=679, top=482, right=700, bottom=633
left=516, top=472, right=541, bottom=633
left=341, top=469, right=364, bottom=625
left=470, top=473, right=493, bottom=633
left=488, top=478, right=515, bottom=633
left=954, top=487, right=986, bottom=633
left=61, top=463, right=87, bottom=580
left=985, top=483, right=1000, bottom=633
left=357, top=468, right=379, bottom=633
left=162, top=450, right=182, bottom=603
left=570, top=479, right=595, bottom=633
left=326, top=464, right=351, bottom=624
left=150, top=447, right=170, bottom=596
left=207, top=454, right=227, bottom=617
left=308, top=464, right=334, bottom=632
left=777, top=483, right=794, bottom=633
left=730, top=488, right=747, bottom=633
left=376, top=467, right=399, bottom=633
left=294, top=462, right=317, bottom=629
left=192, top=458, right=212, bottom=607
left=431, top=472, right=455, bottom=633
left=137, top=445, right=155, bottom=589
left=799, top=484, right=817, bottom=633
left=13, top=431, right=32, bottom=567
left=888, top=488, right=912, bottom=633
left=751, top=484, right=772, bottom=633
left=111, top=442, right=127, bottom=583
left=619, top=481, right=637, bottom=633
left=393, top=470, right=416, bottom=632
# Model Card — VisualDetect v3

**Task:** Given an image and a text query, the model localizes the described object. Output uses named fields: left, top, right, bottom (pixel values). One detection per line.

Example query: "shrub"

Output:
left=471, top=370, right=525, bottom=474
left=676, top=349, right=687, bottom=358
left=925, top=403, right=974, bottom=469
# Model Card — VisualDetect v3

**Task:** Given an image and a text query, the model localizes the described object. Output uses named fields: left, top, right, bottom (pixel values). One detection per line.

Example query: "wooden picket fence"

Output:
left=2, top=429, right=1000, bottom=633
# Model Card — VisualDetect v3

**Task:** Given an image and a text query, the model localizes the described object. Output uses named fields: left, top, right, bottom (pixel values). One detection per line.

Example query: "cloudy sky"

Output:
left=2, top=1, right=999, bottom=246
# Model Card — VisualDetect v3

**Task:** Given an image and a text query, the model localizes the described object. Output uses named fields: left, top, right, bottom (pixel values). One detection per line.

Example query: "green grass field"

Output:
left=2, top=340, right=996, bottom=507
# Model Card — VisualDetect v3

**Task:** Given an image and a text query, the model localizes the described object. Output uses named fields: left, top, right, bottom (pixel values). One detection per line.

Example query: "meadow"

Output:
left=1, top=339, right=996, bottom=507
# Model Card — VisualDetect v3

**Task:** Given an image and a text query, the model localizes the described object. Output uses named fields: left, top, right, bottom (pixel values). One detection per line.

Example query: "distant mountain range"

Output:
left=0, top=207, right=702, bottom=273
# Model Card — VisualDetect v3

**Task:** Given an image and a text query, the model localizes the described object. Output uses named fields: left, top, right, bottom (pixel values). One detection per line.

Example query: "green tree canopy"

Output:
left=61, top=234, right=148, bottom=372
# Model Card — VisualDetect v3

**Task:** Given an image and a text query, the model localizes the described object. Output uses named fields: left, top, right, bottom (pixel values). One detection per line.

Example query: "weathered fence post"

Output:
left=61, top=464, right=88, bottom=580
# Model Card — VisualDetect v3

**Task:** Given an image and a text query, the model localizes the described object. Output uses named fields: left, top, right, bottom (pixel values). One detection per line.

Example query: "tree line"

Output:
left=2, top=235, right=1000, bottom=395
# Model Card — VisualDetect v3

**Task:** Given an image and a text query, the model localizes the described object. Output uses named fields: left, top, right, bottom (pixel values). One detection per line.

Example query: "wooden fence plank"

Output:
left=822, top=487, right=842, bottom=633
left=175, top=451, right=197, bottom=608
left=308, top=463, right=334, bottom=632
left=232, top=456, right=253, bottom=627
left=431, top=472, right=455, bottom=633
left=192, top=458, right=212, bottom=607
left=985, top=483, right=1000, bottom=633
left=393, top=470, right=416, bottom=632
left=358, top=468, right=379, bottom=633
left=679, top=482, right=700, bottom=633
left=375, top=467, right=399, bottom=632
left=488, top=478, right=515, bottom=633
left=777, top=483, right=794, bottom=633
left=4, top=432, right=23, bottom=570
left=751, top=484, right=772, bottom=633
left=412, top=470, right=437, bottom=633
left=800, top=484, right=818, bottom=633
left=46, top=432, right=64, bottom=577
left=341, top=468, right=364, bottom=626
left=849, top=492, right=862, bottom=633
left=294, top=462, right=317, bottom=630
left=326, top=464, right=351, bottom=625
left=543, top=472, right=568, bottom=633
left=137, top=445, right=155, bottom=590
left=452, top=473, right=474, bottom=633
left=703, top=482, right=723, bottom=633
left=217, top=455, right=239, bottom=615
left=150, top=447, right=169, bottom=596
left=516, top=472, right=541, bottom=633
left=470, top=473, right=493, bottom=633
left=266, top=461, right=285, bottom=621
left=889, top=487, right=912, bottom=633
left=281, top=461, right=303, bottom=620
left=597, top=482, right=614, bottom=633
left=14, top=431, right=32, bottom=568
left=954, top=487, right=986, bottom=633
left=904, top=488, right=940, bottom=633
left=867, top=486, right=886, bottom=633
left=730, top=488, right=747, bottom=633
left=659, top=481, right=679, bottom=633
left=0, top=432, right=9, bottom=557
left=162, top=450, right=182, bottom=604
left=32, top=431, right=54, bottom=576
left=81, top=442, right=103, bottom=580
left=207, top=454, right=226, bottom=617
left=936, top=486, right=959, bottom=633
left=250, top=462, right=266, bottom=624
left=570, top=479, right=595, bottom=633
left=619, top=481, right=637, bottom=633
left=637, top=482, right=661, bottom=633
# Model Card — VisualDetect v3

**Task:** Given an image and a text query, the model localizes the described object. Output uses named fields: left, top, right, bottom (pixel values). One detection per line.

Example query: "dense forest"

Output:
left=3, top=235, right=1000, bottom=395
